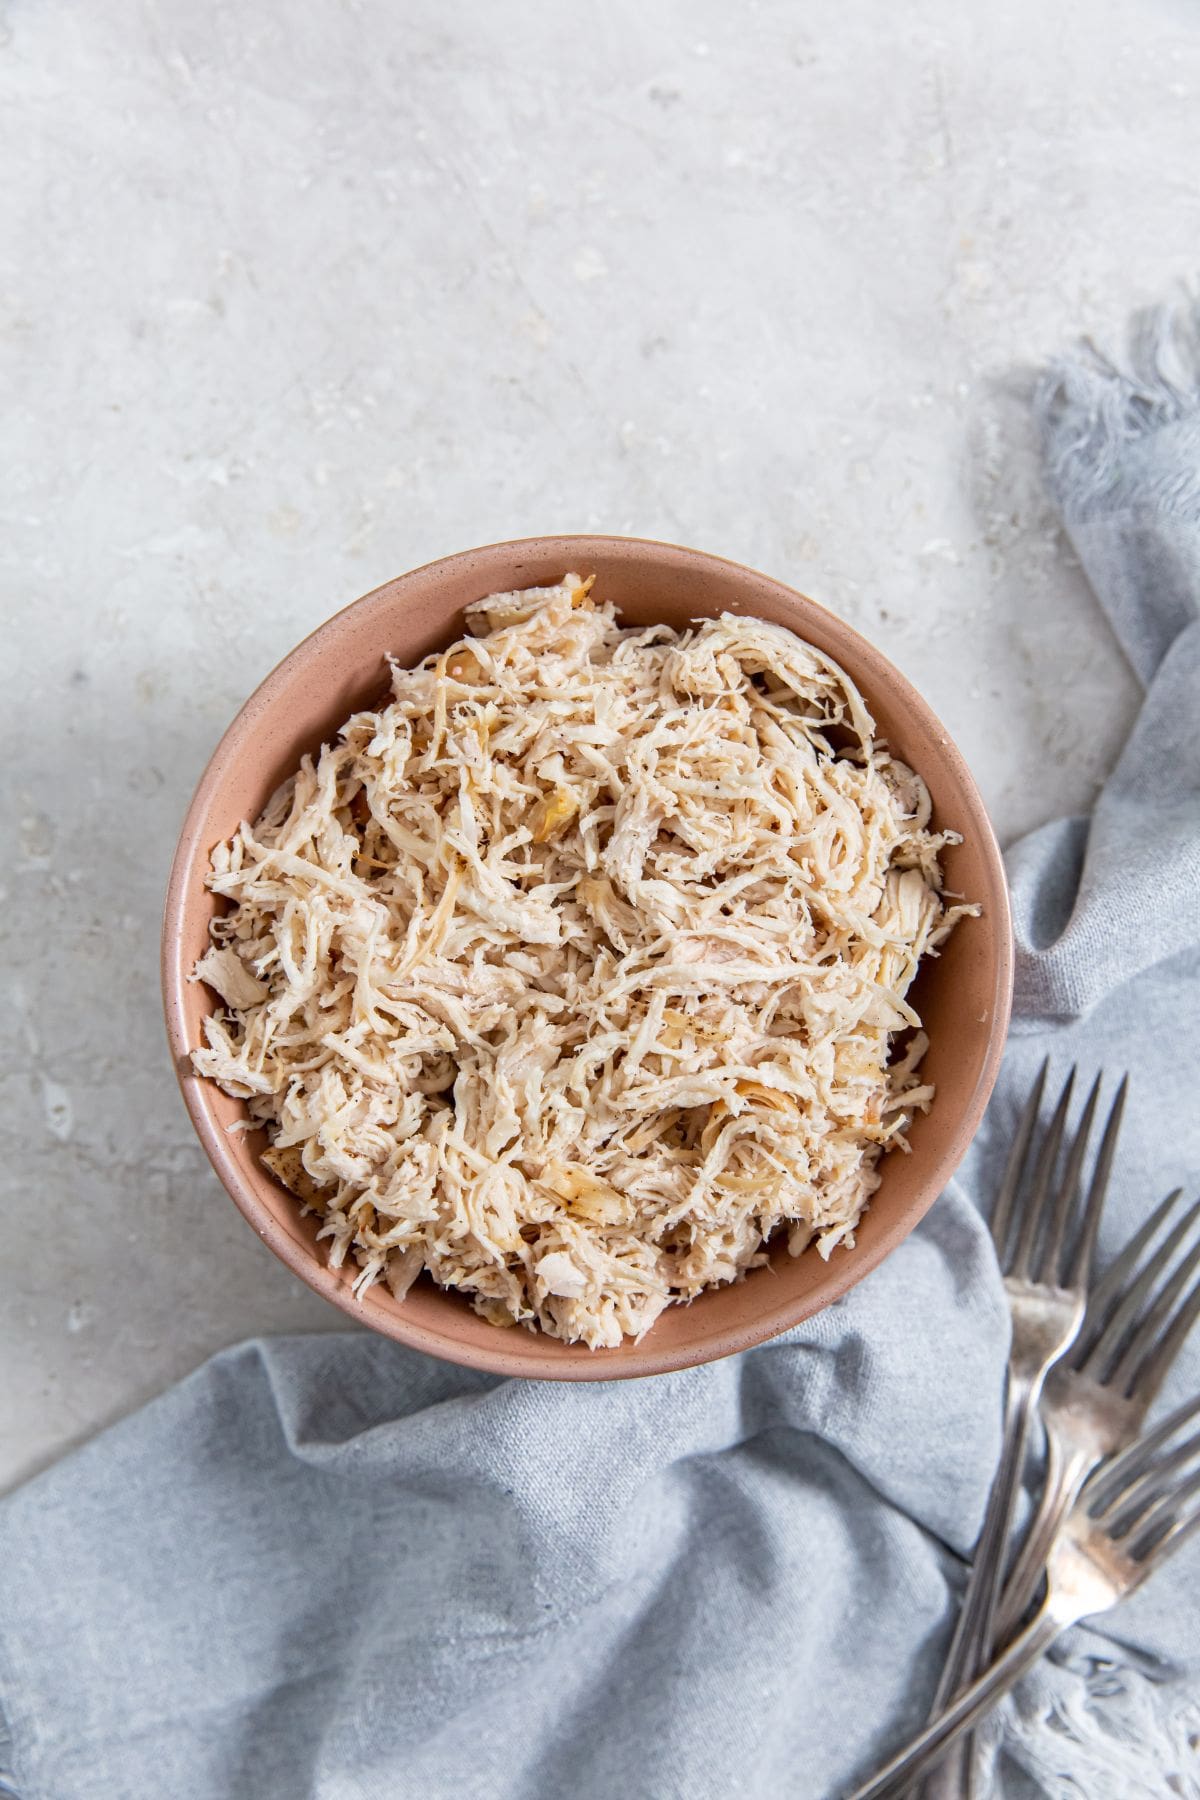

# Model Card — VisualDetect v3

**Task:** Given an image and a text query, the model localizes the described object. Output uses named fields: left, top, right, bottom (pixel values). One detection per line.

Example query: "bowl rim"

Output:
left=162, top=533, right=1014, bottom=1379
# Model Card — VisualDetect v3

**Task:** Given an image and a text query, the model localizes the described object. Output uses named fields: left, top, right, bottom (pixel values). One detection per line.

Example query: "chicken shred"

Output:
left=191, top=577, right=976, bottom=1347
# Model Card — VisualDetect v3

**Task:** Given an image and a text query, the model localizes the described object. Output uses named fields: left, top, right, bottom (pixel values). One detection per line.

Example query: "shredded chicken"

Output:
left=192, top=576, right=976, bottom=1348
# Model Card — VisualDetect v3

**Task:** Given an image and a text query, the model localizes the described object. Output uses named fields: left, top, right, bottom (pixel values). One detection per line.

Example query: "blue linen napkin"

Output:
left=1, top=302, right=1198, bottom=1800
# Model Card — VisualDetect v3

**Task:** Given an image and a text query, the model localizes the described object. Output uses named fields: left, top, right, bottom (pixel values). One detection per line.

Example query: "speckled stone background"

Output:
left=3, top=0, right=1198, bottom=1489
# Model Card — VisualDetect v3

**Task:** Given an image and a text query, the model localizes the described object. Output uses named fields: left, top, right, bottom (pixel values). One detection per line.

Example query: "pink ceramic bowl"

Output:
left=162, top=536, right=1013, bottom=1379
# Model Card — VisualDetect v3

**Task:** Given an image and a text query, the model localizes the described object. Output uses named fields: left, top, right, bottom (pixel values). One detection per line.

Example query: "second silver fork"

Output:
left=995, top=1178, right=1200, bottom=1644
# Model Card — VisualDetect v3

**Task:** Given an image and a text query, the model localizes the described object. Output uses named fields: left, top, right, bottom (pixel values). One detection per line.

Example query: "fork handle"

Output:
left=921, top=1438, right=1114, bottom=1800
left=845, top=1606, right=1066, bottom=1800
left=915, top=1380, right=1040, bottom=1800
left=995, top=1437, right=1093, bottom=1643
left=927, top=1376, right=1038, bottom=1716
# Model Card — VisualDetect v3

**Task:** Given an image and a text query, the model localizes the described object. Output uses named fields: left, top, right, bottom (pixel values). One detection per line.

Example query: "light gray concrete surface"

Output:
left=2, top=0, right=1197, bottom=1490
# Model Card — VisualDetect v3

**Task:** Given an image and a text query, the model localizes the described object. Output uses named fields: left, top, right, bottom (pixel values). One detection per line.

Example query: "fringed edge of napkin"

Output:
left=977, top=1637, right=1200, bottom=1799
left=1034, top=294, right=1200, bottom=521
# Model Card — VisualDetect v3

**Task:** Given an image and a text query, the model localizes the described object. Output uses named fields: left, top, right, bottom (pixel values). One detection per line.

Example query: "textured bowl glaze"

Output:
left=162, top=536, right=1013, bottom=1379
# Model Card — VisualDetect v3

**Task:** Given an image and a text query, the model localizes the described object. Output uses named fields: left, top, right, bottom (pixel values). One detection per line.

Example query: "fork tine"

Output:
left=1084, top=1392, right=1200, bottom=1514
left=1079, top=1194, right=1200, bottom=1385
left=1126, top=1466, right=1200, bottom=1562
left=1134, top=1492, right=1200, bottom=1570
left=1099, top=1427, right=1200, bottom=1533
left=1131, top=1270, right=1200, bottom=1402
left=1108, top=1213, right=1200, bottom=1396
left=1038, top=1071, right=1102, bottom=1284
left=989, top=1059, right=1048, bottom=1261
left=1009, top=1068, right=1075, bottom=1281
left=1062, top=1073, right=1128, bottom=1292
left=1072, top=1188, right=1184, bottom=1368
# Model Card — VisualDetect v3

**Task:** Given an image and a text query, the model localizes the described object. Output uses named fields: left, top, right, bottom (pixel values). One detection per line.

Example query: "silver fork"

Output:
left=995, top=1181, right=1200, bottom=1644
left=848, top=1390, right=1200, bottom=1800
left=932, top=1180, right=1200, bottom=1800
left=922, top=1064, right=1125, bottom=1734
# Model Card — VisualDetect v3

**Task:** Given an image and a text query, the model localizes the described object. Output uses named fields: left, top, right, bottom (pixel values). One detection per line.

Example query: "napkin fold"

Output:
left=2, top=301, right=1199, bottom=1800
